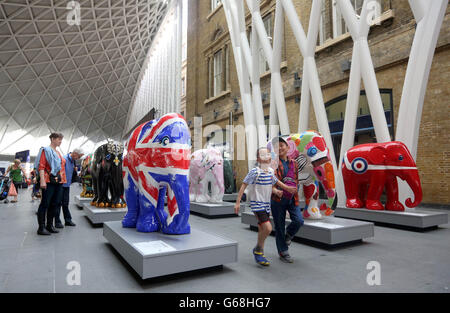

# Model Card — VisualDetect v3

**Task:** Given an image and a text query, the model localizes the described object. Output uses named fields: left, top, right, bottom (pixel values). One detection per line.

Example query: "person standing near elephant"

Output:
left=5, top=159, right=26, bottom=203
left=235, top=147, right=297, bottom=266
left=270, top=137, right=304, bottom=263
left=35, top=133, right=67, bottom=236
left=54, top=148, right=84, bottom=228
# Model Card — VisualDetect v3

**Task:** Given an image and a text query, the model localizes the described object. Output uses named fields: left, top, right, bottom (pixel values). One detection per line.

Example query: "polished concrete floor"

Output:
left=0, top=185, right=449, bottom=293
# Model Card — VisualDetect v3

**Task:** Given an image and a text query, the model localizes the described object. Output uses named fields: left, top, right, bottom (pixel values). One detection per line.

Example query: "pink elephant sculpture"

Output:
left=189, top=147, right=225, bottom=203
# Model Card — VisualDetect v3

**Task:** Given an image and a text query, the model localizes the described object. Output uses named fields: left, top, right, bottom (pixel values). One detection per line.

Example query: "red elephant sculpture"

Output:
left=342, top=141, right=422, bottom=211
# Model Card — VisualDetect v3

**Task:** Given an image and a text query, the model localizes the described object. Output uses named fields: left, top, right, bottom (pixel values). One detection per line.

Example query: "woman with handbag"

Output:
left=35, top=133, right=67, bottom=236
left=5, top=159, right=26, bottom=203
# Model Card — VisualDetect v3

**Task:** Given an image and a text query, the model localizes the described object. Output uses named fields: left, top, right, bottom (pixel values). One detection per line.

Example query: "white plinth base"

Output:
left=334, top=206, right=448, bottom=229
left=103, top=221, right=238, bottom=279
left=74, top=195, right=93, bottom=209
left=190, top=201, right=237, bottom=218
left=83, top=203, right=127, bottom=225
left=241, top=211, right=374, bottom=246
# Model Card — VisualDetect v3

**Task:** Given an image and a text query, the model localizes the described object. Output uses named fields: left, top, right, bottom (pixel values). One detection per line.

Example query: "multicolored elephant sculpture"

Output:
left=90, top=141, right=126, bottom=208
left=80, top=153, right=94, bottom=198
left=189, top=147, right=224, bottom=203
left=342, top=141, right=422, bottom=211
left=122, top=113, right=191, bottom=234
left=288, top=131, right=336, bottom=219
left=267, top=131, right=336, bottom=219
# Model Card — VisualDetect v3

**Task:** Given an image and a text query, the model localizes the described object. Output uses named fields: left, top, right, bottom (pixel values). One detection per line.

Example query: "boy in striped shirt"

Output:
left=235, top=147, right=297, bottom=266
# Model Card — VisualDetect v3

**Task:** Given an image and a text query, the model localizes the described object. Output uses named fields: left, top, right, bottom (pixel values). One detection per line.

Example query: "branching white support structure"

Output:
left=223, top=0, right=258, bottom=168
left=223, top=0, right=447, bottom=206
left=224, top=0, right=338, bottom=178
left=396, top=0, right=448, bottom=205
left=396, top=0, right=448, bottom=158
left=335, top=0, right=391, bottom=206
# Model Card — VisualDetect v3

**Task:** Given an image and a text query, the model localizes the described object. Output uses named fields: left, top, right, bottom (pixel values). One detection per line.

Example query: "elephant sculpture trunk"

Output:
left=402, top=170, right=422, bottom=208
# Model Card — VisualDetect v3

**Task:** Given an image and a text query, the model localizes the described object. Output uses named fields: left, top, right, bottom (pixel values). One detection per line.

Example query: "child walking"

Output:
left=234, top=147, right=297, bottom=266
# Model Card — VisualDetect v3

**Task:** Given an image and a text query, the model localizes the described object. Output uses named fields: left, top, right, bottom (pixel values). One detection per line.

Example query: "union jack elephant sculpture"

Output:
left=122, top=113, right=191, bottom=234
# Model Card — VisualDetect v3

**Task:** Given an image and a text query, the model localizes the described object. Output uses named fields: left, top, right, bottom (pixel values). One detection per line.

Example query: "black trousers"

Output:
left=13, top=182, right=21, bottom=193
left=55, top=187, right=72, bottom=224
left=37, top=183, right=63, bottom=226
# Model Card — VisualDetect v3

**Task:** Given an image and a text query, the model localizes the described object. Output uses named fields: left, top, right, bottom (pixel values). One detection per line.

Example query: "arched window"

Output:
left=212, top=28, right=223, bottom=41
left=325, top=89, right=394, bottom=162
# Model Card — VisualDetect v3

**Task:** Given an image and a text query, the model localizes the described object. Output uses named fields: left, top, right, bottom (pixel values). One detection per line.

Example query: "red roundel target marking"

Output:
left=351, top=157, right=368, bottom=174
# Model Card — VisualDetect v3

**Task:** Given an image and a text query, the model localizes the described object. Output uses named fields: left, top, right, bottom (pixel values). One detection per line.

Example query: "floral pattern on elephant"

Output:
left=342, top=141, right=422, bottom=211
left=189, top=147, right=225, bottom=203
left=122, top=113, right=191, bottom=235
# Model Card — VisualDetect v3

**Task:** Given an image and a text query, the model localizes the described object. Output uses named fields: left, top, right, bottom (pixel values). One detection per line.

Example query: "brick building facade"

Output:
left=185, top=0, right=450, bottom=205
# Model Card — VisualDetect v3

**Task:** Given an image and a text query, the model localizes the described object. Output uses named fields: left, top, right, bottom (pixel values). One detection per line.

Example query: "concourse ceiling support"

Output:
left=220, top=0, right=447, bottom=207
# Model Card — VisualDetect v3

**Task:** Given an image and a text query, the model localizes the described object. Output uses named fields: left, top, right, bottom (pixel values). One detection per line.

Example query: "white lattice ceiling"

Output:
left=0, top=0, right=170, bottom=155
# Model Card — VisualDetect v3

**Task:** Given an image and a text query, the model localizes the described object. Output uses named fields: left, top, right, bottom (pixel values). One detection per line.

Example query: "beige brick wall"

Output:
left=186, top=0, right=450, bottom=205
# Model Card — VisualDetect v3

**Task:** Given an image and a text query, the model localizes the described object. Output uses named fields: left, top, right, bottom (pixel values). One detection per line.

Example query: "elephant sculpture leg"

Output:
left=189, top=178, right=198, bottom=202
left=209, top=178, right=224, bottom=203
left=91, top=169, right=99, bottom=205
left=303, top=181, right=327, bottom=219
left=365, top=172, right=386, bottom=211
left=157, top=175, right=190, bottom=235
left=135, top=172, right=161, bottom=233
left=111, top=164, right=125, bottom=208
left=384, top=175, right=405, bottom=211
left=343, top=168, right=365, bottom=208
left=97, top=170, right=109, bottom=207
left=122, top=172, right=139, bottom=228
left=195, top=179, right=209, bottom=203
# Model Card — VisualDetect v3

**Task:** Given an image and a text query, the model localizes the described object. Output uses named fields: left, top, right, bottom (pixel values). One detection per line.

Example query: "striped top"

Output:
left=243, top=167, right=278, bottom=213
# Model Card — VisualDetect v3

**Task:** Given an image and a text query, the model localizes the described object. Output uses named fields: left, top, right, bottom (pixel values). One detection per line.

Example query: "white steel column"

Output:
left=248, top=0, right=268, bottom=147
left=337, top=0, right=391, bottom=143
left=396, top=0, right=447, bottom=206
left=396, top=0, right=447, bottom=158
left=223, top=0, right=257, bottom=168
left=270, top=0, right=290, bottom=136
left=281, top=0, right=338, bottom=177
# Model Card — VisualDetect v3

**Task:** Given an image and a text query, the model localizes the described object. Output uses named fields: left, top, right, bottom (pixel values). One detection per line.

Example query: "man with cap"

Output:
left=270, top=136, right=304, bottom=263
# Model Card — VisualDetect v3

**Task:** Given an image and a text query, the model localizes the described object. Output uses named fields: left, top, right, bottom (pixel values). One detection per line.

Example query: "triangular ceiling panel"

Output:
left=0, top=0, right=171, bottom=156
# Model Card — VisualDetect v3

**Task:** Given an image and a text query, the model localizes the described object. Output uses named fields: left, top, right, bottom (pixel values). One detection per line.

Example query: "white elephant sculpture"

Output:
left=189, top=147, right=225, bottom=203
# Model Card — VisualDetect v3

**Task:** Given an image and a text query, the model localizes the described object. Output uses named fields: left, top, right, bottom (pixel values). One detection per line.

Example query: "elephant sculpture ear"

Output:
left=368, top=146, right=386, bottom=164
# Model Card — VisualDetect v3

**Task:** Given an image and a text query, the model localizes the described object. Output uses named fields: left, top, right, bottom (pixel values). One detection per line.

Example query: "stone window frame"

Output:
left=316, top=0, right=393, bottom=51
left=205, top=29, right=231, bottom=104
left=331, top=0, right=389, bottom=38
left=213, top=49, right=223, bottom=97
left=246, top=10, right=286, bottom=78
left=207, top=0, right=223, bottom=21
left=211, top=0, right=222, bottom=12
